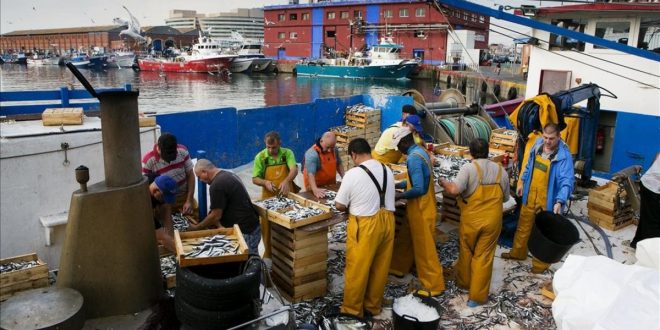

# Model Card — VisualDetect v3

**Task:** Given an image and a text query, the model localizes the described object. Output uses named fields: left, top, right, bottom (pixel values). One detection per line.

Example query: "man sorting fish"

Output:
left=303, top=131, right=344, bottom=198
left=147, top=174, right=178, bottom=253
left=334, top=138, right=396, bottom=318
left=190, top=159, right=261, bottom=255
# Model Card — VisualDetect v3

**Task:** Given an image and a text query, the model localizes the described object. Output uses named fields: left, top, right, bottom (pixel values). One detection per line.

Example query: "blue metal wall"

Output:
left=311, top=8, right=325, bottom=59
left=155, top=94, right=407, bottom=169
left=607, top=111, right=660, bottom=176
left=365, top=5, right=380, bottom=48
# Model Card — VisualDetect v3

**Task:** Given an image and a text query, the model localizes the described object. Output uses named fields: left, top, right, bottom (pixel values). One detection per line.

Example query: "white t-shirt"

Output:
left=335, top=159, right=396, bottom=216
left=641, top=153, right=660, bottom=194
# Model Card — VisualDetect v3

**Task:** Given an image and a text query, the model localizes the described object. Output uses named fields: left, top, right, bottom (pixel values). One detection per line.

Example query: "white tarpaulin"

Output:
left=552, top=238, right=660, bottom=330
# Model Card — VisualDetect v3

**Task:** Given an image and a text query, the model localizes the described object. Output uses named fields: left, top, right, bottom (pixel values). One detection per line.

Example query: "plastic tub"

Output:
left=528, top=211, right=580, bottom=263
left=392, top=293, right=441, bottom=330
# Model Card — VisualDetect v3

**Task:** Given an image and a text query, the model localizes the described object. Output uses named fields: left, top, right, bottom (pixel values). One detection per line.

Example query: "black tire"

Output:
left=175, top=293, right=256, bottom=330
left=176, top=257, right=261, bottom=310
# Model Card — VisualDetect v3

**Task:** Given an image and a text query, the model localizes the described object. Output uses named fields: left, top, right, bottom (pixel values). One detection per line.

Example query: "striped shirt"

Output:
left=142, top=144, right=193, bottom=194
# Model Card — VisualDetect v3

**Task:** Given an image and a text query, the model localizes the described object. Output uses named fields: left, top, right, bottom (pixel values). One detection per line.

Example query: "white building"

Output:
left=165, top=8, right=265, bottom=41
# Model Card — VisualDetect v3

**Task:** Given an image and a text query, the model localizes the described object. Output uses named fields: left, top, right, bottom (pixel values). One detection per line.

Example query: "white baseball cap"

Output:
left=392, top=127, right=412, bottom=148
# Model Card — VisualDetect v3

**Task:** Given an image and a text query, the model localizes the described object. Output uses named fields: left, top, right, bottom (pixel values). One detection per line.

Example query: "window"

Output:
left=278, top=14, right=285, bottom=21
left=415, top=8, right=425, bottom=17
left=327, top=12, right=335, bottom=19
left=354, top=10, right=362, bottom=18
left=278, top=32, right=285, bottom=39
left=340, top=11, right=349, bottom=19
left=479, top=15, right=485, bottom=23
left=289, top=13, right=297, bottom=20
left=290, top=32, right=298, bottom=39
left=326, top=31, right=336, bottom=38
left=549, top=19, right=586, bottom=51
left=594, top=21, right=630, bottom=49
left=399, top=9, right=409, bottom=17
left=383, top=9, right=392, bottom=18
left=637, top=18, right=660, bottom=50
left=302, top=12, right=310, bottom=20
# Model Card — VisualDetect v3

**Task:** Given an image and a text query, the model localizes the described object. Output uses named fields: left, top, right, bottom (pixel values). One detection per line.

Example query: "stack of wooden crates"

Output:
left=332, top=105, right=382, bottom=172
left=588, top=182, right=634, bottom=230
left=489, top=128, right=518, bottom=154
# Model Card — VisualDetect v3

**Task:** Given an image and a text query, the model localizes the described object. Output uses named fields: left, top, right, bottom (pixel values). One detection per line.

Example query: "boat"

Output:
left=137, top=53, right=236, bottom=73
left=1, top=52, right=28, bottom=65
left=87, top=53, right=108, bottom=70
left=295, top=36, right=420, bottom=79
left=26, top=54, right=46, bottom=66
left=107, top=50, right=136, bottom=69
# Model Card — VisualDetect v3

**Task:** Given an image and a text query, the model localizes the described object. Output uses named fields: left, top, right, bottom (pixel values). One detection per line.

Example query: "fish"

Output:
left=255, top=197, right=297, bottom=211
left=283, top=204, right=324, bottom=221
left=0, top=260, right=39, bottom=273
left=183, top=234, right=240, bottom=258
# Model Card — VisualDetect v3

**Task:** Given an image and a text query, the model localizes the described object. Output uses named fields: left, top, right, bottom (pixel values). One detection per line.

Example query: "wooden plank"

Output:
left=175, top=225, right=249, bottom=267
left=540, top=281, right=555, bottom=301
left=272, top=263, right=326, bottom=283
left=271, top=223, right=326, bottom=241
left=272, top=248, right=327, bottom=269
left=588, top=194, right=617, bottom=210
left=587, top=202, right=631, bottom=216
left=588, top=208, right=632, bottom=225
left=271, top=239, right=327, bottom=259
left=271, top=231, right=327, bottom=250
left=0, top=277, right=49, bottom=301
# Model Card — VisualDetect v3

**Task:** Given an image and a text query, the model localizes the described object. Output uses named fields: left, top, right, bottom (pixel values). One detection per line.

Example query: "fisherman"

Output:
left=303, top=131, right=344, bottom=198
left=501, top=123, right=574, bottom=273
left=371, top=104, right=417, bottom=164
left=334, top=138, right=396, bottom=318
left=142, top=133, right=199, bottom=220
left=190, top=159, right=261, bottom=255
left=403, top=114, right=426, bottom=147
left=439, top=138, right=510, bottom=307
left=630, top=152, right=660, bottom=248
left=391, top=127, right=445, bottom=296
left=148, top=174, right=178, bottom=253
left=251, top=131, right=299, bottom=257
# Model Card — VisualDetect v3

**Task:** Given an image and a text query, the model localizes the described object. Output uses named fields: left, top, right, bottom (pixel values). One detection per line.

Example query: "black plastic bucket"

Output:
left=528, top=211, right=580, bottom=263
left=392, top=294, right=441, bottom=330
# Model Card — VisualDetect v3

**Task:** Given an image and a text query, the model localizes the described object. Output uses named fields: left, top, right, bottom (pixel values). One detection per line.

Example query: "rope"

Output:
left=439, top=115, right=491, bottom=145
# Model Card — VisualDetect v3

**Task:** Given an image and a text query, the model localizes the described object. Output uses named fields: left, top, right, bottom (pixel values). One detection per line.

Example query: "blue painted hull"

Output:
left=295, top=63, right=417, bottom=79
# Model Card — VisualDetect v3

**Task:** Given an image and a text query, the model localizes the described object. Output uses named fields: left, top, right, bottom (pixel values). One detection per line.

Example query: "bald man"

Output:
left=303, top=131, right=345, bottom=198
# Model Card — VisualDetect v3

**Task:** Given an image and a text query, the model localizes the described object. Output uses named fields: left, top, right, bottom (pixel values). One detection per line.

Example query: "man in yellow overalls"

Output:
left=502, top=123, right=574, bottom=273
left=391, top=128, right=445, bottom=296
left=335, top=138, right=396, bottom=318
left=372, top=104, right=417, bottom=164
left=252, top=131, right=299, bottom=258
left=439, top=138, right=509, bottom=307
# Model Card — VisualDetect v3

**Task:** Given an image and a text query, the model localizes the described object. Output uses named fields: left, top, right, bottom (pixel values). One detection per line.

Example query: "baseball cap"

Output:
left=392, top=127, right=412, bottom=148
left=404, top=114, right=424, bottom=133
left=158, top=133, right=178, bottom=162
left=154, top=175, right=177, bottom=204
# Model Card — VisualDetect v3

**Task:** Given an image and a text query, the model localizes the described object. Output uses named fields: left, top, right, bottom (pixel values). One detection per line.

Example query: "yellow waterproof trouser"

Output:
left=371, top=149, right=402, bottom=165
left=511, top=154, right=551, bottom=272
left=341, top=209, right=395, bottom=317
left=388, top=212, right=414, bottom=276
left=456, top=163, right=503, bottom=303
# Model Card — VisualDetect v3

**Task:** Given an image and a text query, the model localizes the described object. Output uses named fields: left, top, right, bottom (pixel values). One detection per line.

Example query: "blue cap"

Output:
left=154, top=175, right=177, bottom=204
left=405, top=114, right=424, bottom=133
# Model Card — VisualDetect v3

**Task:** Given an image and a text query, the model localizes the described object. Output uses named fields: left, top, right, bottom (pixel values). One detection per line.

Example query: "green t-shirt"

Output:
left=252, top=147, right=297, bottom=178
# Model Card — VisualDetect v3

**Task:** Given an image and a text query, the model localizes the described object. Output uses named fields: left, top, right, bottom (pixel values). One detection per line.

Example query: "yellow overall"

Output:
left=510, top=154, right=552, bottom=272
left=456, top=162, right=503, bottom=303
left=371, top=149, right=403, bottom=165
left=341, top=209, right=395, bottom=317
left=261, top=162, right=289, bottom=258
left=389, top=211, right=414, bottom=277
left=403, top=152, right=445, bottom=294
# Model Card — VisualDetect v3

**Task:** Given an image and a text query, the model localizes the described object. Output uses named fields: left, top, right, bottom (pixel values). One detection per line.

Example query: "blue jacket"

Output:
left=521, top=138, right=574, bottom=211
left=398, top=144, right=431, bottom=199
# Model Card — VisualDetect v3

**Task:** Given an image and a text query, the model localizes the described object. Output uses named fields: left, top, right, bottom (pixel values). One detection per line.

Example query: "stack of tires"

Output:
left=175, top=257, right=262, bottom=329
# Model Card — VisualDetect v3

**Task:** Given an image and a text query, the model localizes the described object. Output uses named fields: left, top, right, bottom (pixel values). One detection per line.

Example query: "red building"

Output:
left=263, top=0, right=489, bottom=64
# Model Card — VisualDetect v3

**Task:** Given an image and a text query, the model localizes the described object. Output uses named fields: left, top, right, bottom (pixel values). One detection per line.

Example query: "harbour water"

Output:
left=0, top=65, right=437, bottom=113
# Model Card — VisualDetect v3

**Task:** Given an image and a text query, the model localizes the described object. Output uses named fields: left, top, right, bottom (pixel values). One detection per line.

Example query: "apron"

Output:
left=456, top=161, right=503, bottom=303
left=404, top=151, right=445, bottom=295
left=341, top=164, right=394, bottom=317
left=260, top=152, right=292, bottom=258
left=303, top=144, right=337, bottom=189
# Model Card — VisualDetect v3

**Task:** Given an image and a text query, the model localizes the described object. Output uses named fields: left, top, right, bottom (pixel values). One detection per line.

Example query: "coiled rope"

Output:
left=439, top=115, right=492, bottom=145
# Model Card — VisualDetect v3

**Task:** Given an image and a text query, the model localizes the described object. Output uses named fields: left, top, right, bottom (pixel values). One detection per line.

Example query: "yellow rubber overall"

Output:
left=456, top=162, right=503, bottom=303
left=260, top=162, right=289, bottom=258
left=371, top=149, right=403, bottom=165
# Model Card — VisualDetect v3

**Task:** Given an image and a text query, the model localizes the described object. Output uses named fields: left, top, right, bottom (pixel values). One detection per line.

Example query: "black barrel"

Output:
left=393, top=293, right=441, bottom=330
left=529, top=211, right=580, bottom=263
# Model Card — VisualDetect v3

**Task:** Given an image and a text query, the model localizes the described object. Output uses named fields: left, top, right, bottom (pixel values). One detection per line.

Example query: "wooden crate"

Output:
left=432, top=142, right=451, bottom=154
left=139, top=115, right=157, bottom=127
left=345, top=111, right=381, bottom=125
left=270, top=223, right=328, bottom=302
left=253, top=193, right=332, bottom=229
left=587, top=182, right=633, bottom=231
left=488, top=148, right=506, bottom=163
left=1, top=253, right=49, bottom=301
left=174, top=225, right=249, bottom=267
left=437, top=145, right=470, bottom=158
left=330, top=126, right=365, bottom=144
left=540, top=281, right=555, bottom=301
left=588, top=182, right=627, bottom=211
left=441, top=192, right=461, bottom=224
left=42, top=107, right=83, bottom=126
left=388, top=164, right=408, bottom=180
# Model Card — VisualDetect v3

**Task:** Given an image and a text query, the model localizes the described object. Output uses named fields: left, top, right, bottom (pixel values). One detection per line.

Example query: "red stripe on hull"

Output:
left=138, top=57, right=232, bottom=73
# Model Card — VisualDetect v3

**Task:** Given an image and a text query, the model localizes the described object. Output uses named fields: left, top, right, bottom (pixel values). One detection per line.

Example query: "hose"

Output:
left=566, top=203, right=613, bottom=259
left=438, top=115, right=492, bottom=145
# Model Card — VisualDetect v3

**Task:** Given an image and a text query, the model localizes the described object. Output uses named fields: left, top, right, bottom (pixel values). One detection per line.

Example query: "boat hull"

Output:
left=138, top=57, right=231, bottom=73
left=295, top=62, right=418, bottom=79
left=230, top=58, right=254, bottom=73
left=250, top=58, right=273, bottom=73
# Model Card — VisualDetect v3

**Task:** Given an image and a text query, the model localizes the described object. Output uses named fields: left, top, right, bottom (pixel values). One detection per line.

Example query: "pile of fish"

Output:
left=345, top=103, right=379, bottom=114
left=255, top=197, right=297, bottom=211
left=0, top=260, right=40, bottom=274
left=172, top=213, right=191, bottom=232
left=283, top=204, right=325, bottom=221
left=160, top=255, right=176, bottom=278
left=433, top=155, right=470, bottom=181
left=329, top=125, right=361, bottom=134
left=321, top=190, right=343, bottom=214
left=183, top=234, right=240, bottom=258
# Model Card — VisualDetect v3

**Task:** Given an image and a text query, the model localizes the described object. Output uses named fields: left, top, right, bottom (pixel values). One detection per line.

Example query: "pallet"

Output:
left=0, top=253, right=49, bottom=301
left=174, top=225, right=249, bottom=267
left=254, top=193, right=332, bottom=229
left=270, top=224, right=328, bottom=302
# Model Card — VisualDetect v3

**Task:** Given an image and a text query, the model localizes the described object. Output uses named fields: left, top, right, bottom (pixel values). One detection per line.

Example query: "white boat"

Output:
left=107, top=51, right=136, bottom=68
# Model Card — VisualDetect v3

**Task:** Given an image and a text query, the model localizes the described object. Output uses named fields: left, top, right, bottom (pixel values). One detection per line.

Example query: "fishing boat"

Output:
left=295, top=36, right=420, bottom=79
left=63, top=54, right=90, bottom=68
left=1, top=52, right=28, bottom=65
left=137, top=53, right=236, bottom=74
left=107, top=50, right=136, bottom=69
